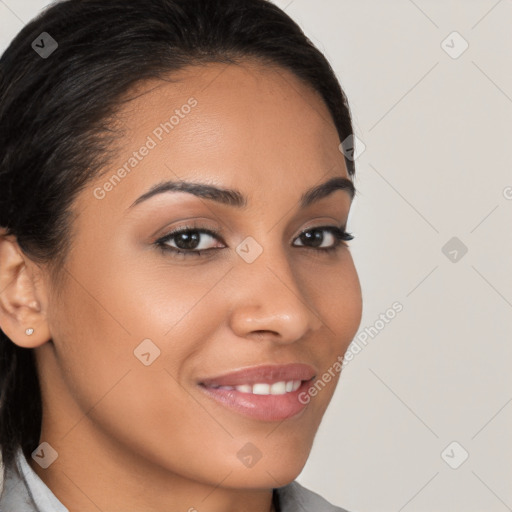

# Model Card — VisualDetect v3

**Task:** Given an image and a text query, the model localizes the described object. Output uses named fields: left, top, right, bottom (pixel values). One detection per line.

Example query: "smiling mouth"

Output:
left=197, top=363, right=317, bottom=421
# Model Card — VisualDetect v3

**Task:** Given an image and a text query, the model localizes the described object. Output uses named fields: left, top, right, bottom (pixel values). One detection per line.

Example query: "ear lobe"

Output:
left=0, top=232, right=51, bottom=348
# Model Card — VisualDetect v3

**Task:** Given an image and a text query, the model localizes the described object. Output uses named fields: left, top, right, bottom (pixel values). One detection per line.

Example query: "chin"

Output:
left=224, top=462, right=307, bottom=490
left=220, top=442, right=312, bottom=490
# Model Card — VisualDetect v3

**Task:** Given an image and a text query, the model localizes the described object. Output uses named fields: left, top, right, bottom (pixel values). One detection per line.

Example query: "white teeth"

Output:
left=227, top=380, right=302, bottom=395
left=252, top=383, right=271, bottom=395
left=270, top=381, right=287, bottom=395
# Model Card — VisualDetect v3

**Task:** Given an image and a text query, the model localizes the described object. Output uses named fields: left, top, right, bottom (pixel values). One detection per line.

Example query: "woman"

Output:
left=0, top=0, right=362, bottom=510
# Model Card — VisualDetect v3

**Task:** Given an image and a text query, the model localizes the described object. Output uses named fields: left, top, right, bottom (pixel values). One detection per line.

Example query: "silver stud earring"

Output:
left=25, top=328, right=34, bottom=336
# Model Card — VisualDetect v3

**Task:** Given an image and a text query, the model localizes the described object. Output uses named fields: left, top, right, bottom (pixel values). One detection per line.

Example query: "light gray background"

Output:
left=1, top=1, right=511, bottom=511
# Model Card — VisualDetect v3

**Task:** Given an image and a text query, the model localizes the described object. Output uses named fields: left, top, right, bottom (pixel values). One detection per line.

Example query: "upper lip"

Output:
left=199, top=363, right=317, bottom=387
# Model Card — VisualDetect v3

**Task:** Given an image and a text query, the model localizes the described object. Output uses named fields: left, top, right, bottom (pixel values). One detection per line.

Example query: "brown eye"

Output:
left=293, top=226, right=354, bottom=252
left=156, top=227, right=224, bottom=257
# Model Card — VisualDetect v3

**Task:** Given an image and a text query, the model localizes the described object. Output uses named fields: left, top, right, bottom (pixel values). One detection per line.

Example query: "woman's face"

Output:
left=36, top=61, right=362, bottom=494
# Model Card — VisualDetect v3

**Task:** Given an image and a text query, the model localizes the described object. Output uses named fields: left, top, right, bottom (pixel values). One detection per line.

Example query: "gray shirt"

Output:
left=0, top=447, right=350, bottom=512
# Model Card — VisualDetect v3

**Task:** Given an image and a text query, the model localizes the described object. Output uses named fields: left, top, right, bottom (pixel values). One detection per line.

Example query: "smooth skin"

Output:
left=0, top=60, right=362, bottom=512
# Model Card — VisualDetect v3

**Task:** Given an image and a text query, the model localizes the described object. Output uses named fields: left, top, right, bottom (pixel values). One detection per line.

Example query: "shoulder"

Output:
left=275, top=480, right=352, bottom=512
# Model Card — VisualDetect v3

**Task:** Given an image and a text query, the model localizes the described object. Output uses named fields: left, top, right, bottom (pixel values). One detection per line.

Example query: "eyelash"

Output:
left=154, top=225, right=354, bottom=258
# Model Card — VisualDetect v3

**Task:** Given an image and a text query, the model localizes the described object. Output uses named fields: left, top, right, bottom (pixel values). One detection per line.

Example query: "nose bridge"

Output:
left=227, top=234, right=324, bottom=340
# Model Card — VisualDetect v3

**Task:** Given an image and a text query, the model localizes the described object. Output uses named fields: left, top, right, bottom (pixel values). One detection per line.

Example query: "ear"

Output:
left=0, top=229, right=51, bottom=348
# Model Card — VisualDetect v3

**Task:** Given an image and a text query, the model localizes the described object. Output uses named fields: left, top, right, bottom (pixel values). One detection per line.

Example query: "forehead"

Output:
left=122, top=60, right=342, bottom=155
left=84, top=60, right=349, bottom=216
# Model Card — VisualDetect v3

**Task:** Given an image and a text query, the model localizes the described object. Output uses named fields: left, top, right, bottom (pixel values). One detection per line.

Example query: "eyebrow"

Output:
left=128, top=175, right=355, bottom=210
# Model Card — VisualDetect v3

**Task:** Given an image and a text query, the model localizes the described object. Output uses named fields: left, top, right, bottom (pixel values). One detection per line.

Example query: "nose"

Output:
left=227, top=243, right=325, bottom=344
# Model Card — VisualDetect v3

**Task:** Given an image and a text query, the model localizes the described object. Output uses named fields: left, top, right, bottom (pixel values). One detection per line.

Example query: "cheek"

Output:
left=102, top=251, right=233, bottom=340
left=46, top=273, right=137, bottom=410
left=46, top=270, right=235, bottom=476
left=46, top=247, right=231, bottom=417
left=300, top=252, right=362, bottom=397
left=303, top=251, right=362, bottom=344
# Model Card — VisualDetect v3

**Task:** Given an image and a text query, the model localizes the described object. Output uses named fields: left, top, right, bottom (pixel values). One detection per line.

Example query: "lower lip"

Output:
left=198, top=381, right=312, bottom=422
